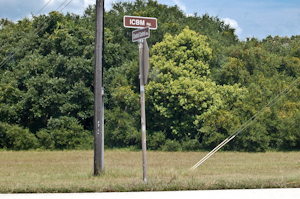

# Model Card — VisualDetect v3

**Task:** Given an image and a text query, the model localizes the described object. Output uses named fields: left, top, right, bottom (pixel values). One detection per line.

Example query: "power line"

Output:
left=0, top=0, right=53, bottom=51
left=190, top=76, right=300, bottom=170
left=0, top=0, right=74, bottom=69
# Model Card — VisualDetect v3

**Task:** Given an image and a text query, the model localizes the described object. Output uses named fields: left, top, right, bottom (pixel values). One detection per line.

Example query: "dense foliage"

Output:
left=0, top=0, right=299, bottom=151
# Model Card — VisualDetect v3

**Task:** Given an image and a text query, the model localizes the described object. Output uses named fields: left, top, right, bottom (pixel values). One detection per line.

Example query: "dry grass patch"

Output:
left=0, top=150, right=299, bottom=193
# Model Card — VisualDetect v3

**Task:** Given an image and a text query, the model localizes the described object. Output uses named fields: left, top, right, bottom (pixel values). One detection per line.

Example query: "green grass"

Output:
left=0, top=150, right=299, bottom=193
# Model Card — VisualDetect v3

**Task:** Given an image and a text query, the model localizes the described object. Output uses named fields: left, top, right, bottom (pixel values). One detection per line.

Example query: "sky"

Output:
left=0, top=0, right=299, bottom=40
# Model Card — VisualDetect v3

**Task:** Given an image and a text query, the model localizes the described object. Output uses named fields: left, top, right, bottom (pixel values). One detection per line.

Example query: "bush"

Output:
left=162, top=139, right=182, bottom=151
left=0, top=122, right=9, bottom=148
left=36, top=129, right=55, bottom=150
left=125, top=129, right=141, bottom=149
left=233, top=122, right=270, bottom=152
left=181, top=138, right=202, bottom=151
left=278, top=111, right=300, bottom=150
left=47, top=116, right=82, bottom=131
left=51, top=128, right=93, bottom=150
left=0, top=122, right=39, bottom=150
left=147, top=131, right=166, bottom=150
left=200, top=125, right=228, bottom=150
left=105, top=108, right=140, bottom=148
left=36, top=116, right=93, bottom=150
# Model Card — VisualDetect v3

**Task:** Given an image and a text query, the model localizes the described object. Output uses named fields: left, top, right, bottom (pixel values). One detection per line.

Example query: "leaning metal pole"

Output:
left=94, top=0, right=104, bottom=176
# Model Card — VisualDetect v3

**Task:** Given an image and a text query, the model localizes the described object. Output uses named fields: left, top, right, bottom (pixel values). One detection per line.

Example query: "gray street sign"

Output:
left=132, top=26, right=150, bottom=42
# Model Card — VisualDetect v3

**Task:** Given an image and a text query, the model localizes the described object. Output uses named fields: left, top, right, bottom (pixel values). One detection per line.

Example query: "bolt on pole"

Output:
left=94, top=0, right=104, bottom=176
left=139, top=39, right=147, bottom=183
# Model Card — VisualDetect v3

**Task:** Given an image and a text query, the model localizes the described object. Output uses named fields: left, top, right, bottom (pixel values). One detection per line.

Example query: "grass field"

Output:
left=0, top=150, right=299, bottom=193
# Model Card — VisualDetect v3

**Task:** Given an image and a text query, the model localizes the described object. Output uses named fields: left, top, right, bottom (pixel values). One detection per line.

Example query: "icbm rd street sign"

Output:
left=124, top=15, right=157, bottom=29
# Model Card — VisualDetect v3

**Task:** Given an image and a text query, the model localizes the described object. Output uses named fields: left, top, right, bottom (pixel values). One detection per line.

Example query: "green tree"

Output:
left=146, top=28, right=246, bottom=149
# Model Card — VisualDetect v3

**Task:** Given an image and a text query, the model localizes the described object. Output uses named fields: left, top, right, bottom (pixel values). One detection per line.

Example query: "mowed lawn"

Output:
left=0, top=150, right=299, bottom=193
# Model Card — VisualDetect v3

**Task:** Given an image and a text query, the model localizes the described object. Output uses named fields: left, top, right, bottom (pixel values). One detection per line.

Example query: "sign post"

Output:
left=139, top=39, right=147, bottom=183
left=124, top=15, right=157, bottom=184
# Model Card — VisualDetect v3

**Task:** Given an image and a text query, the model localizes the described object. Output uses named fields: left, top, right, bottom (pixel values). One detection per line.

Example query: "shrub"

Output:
left=0, top=122, right=39, bottom=150
left=125, top=129, right=141, bottom=149
left=162, top=139, right=181, bottom=151
left=181, top=138, right=202, bottom=151
left=36, top=116, right=94, bottom=150
left=105, top=108, right=140, bottom=148
left=0, top=122, right=9, bottom=148
left=147, top=131, right=166, bottom=150
left=36, top=129, right=55, bottom=150
left=233, top=122, right=270, bottom=152
left=278, top=111, right=300, bottom=150
left=51, top=128, right=93, bottom=150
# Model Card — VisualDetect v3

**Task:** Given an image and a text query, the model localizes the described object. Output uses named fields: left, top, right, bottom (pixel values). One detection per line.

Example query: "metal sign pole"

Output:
left=125, top=16, right=154, bottom=183
left=139, top=39, right=147, bottom=183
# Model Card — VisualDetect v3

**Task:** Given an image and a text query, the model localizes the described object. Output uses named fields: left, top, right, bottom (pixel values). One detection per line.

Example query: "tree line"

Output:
left=0, top=0, right=300, bottom=151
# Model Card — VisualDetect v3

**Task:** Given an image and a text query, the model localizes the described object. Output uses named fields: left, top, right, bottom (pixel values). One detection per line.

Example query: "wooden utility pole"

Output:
left=94, top=0, right=104, bottom=176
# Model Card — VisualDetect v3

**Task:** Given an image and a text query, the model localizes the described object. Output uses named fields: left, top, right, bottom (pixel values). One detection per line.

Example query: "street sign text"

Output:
left=124, top=16, right=157, bottom=29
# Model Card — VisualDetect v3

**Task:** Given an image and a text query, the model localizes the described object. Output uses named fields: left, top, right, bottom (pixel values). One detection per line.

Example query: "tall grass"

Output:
left=0, top=150, right=299, bottom=193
